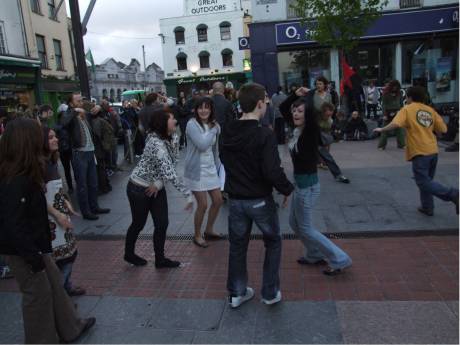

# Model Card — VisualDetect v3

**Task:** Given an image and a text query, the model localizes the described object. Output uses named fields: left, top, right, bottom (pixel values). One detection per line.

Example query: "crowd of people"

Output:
left=0, top=76, right=458, bottom=342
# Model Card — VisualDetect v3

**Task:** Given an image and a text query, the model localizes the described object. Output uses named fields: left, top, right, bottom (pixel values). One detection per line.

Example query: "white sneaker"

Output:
left=229, top=287, right=254, bottom=308
left=261, top=290, right=282, bottom=305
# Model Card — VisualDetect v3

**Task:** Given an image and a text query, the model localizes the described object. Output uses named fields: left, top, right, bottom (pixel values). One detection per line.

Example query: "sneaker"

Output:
left=335, top=175, right=350, bottom=184
left=417, top=207, right=434, bottom=217
left=261, top=290, right=282, bottom=305
left=124, top=254, right=148, bottom=266
left=229, top=287, right=254, bottom=308
left=155, top=257, right=180, bottom=269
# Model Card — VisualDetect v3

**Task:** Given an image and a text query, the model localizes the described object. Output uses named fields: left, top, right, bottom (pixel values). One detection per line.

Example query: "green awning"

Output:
left=0, top=56, right=41, bottom=68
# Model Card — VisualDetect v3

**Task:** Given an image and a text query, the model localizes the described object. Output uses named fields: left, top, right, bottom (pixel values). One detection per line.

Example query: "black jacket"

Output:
left=212, top=94, right=235, bottom=128
left=0, top=176, right=52, bottom=272
left=220, top=119, right=294, bottom=199
left=345, top=118, right=368, bottom=134
left=61, top=108, right=95, bottom=150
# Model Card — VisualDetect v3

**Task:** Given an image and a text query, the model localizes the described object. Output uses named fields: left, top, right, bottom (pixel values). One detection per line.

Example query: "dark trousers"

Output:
left=60, top=150, right=73, bottom=191
left=411, top=154, right=458, bottom=211
left=179, top=118, right=188, bottom=147
left=318, top=146, right=342, bottom=178
left=96, top=155, right=111, bottom=193
left=367, top=103, right=378, bottom=119
left=274, top=117, right=286, bottom=145
left=125, top=181, right=169, bottom=260
left=72, top=150, right=99, bottom=215
left=133, top=130, right=145, bottom=156
left=227, top=196, right=281, bottom=300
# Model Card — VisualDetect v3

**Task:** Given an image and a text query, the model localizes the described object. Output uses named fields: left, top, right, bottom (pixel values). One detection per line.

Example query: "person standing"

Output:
left=280, top=89, right=352, bottom=275
left=366, top=80, right=379, bottom=120
left=378, top=80, right=405, bottom=150
left=124, top=109, right=193, bottom=268
left=61, top=93, right=110, bottom=220
left=184, top=98, right=224, bottom=248
left=374, top=86, right=459, bottom=216
left=55, top=103, right=74, bottom=193
left=211, top=82, right=235, bottom=130
left=221, top=83, right=294, bottom=308
left=272, top=86, right=288, bottom=144
left=0, top=118, right=95, bottom=344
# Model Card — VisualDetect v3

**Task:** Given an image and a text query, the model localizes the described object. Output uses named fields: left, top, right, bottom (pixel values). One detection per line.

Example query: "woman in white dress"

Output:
left=184, top=97, right=224, bottom=247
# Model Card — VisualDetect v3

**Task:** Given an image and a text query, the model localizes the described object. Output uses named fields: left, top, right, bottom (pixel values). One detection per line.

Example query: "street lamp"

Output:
left=190, top=65, right=199, bottom=76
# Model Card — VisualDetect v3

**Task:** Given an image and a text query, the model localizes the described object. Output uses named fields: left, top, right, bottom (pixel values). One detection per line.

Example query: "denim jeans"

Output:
left=318, top=146, right=342, bottom=178
left=56, top=259, right=74, bottom=292
left=71, top=150, right=99, bottom=215
left=412, top=154, right=458, bottom=211
left=227, top=196, right=281, bottom=300
left=289, top=184, right=351, bottom=270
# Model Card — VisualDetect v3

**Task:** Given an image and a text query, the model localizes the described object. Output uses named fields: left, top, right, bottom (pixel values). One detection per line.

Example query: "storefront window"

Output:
left=345, top=43, right=395, bottom=86
left=277, top=49, right=331, bottom=90
left=402, top=37, right=458, bottom=104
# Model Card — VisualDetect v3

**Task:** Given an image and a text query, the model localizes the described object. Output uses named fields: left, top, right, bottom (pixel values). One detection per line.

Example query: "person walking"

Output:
left=221, top=83, right=294, bottom=308
left=61, top=93, right=110, bottom=220
left=280, top=87, right=352, bottom=275
left=184, top=97, right=224, bottom=248
left=124, top=108, right=193, bottom=268
left=374, top=86, right=459, bottom=216
left=272, top=86, right=288, bottom=145
left=378, top=80, right=405, bottom=150
left=0, top=118, right=95, bottom=344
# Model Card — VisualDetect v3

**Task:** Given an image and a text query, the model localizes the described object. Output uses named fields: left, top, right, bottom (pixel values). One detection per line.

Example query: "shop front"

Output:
left=164, top=72, right=252, bottom=98
left=41, top=78, right=80, bottom=111
left=0, top=56, right=42, bottom=112
left=250, top=5, right=459, bottom=106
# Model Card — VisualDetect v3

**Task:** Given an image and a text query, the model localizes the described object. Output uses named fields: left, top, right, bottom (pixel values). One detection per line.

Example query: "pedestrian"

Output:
left=366, top=80, right=379, bottom=120
left=124, top=108, right=193, bottom=268
left=378, top=80, right=405, bottom=150
left=54, top=103, right=74, bottom=193
left=138, top=93, right=164, bottom=137
left=260, top=92, right=275, bottom=129
left=61, top=93, right=110, bottom=220
left=177, top=96, right=189, bottom=149
left=374, top=86, right=459, bottom=216
left=280, top=88, right=352, bottom=275
left=311, top=76, right=333, bottom=118
left=42, top=126, right=86, bottom=296
left=184, top=97, right=224, bottom=248
left=272, top=86, right=288, bottom=145
left=100, top=100, right=122, bottom=170
left=0, top=118, right=95, bottom=344
left=220, top=83, right=294, bottom=308
left=37, top=104, right=53, bottom=127
left=211, top=82, right=235, bottom=130
left=344, top=111, right=369, bottom=141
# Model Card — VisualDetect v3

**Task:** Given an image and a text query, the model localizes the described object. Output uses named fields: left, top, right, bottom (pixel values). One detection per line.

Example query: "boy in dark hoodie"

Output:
left=345, top=111, right=368, bottom=141
left=220, top=83, right=294, bottom=308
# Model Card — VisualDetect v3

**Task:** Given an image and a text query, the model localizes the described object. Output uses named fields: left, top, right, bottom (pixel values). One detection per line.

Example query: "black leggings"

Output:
left=60, top=150, right=73, bottom=190
left=125, top=181, right=169, bottom=260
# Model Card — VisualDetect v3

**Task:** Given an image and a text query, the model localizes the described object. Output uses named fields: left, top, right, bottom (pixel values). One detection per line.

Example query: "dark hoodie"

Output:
left=220, top=119, right=294, bottom=199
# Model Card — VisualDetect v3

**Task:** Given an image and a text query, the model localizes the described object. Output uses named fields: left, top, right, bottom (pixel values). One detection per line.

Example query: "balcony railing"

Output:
left=400, top=0, right=423, bottom=9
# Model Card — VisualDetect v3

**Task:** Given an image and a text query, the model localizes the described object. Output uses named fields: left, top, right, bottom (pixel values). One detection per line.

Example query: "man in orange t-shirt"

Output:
left=374, top=86, right=459, bottom=216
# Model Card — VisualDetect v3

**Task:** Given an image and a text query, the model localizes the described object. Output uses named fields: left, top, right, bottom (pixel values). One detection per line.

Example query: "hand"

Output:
left=282, top=196, right=289, bottom=209
left=64, top=199, right=81, bottom=217
left=295, top=87, right=310, bottom=97
left=184, top=201, right=193, bottom=211
left=373, top=128, right=383, bottom=133
left=56, top=212, right=73, bottom=230
left=145, top=185, right=158, bottom=198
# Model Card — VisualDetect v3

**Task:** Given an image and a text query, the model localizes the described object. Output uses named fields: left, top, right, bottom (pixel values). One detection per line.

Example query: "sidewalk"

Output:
left=1, top=236, right=458, bottom=343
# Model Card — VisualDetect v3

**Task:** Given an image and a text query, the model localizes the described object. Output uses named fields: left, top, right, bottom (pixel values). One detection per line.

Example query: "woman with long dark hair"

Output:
left=124, top=109, right=193, bottom=268
left=0, top=118, right=94, bottom=343
left=184, top=97, right=223, bottom=248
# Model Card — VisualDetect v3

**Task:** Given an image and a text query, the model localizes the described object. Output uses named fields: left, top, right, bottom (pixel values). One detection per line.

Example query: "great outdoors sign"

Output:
left=185, top=0, right=237, bottom=16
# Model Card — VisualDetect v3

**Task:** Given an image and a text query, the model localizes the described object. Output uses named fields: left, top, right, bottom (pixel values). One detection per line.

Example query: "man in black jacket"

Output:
left=220, top=83, right=294, bottom=308
left=61, top=94, right=110, bottom=220
left=212, top=82, right=235, bottom=129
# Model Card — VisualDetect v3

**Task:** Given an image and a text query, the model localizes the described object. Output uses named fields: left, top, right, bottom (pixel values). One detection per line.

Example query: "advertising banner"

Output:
left=436, top=57, right=452, bottom=92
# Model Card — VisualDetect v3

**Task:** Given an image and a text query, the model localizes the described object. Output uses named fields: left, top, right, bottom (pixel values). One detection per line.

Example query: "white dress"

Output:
left=185, top=124, right=221, bottom=192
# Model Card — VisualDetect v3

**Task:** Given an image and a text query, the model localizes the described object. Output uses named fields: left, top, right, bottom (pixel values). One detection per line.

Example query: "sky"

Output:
left=65, top=0, right=183, bottom=70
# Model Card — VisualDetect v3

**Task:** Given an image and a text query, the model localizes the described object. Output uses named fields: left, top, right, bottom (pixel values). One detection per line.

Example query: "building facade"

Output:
left=20, top=0, right=79, bottom=109
left=250, top=0, right=459, bottom=107
left=89, top=58, right=165, bottom=102
left=0, top=0, right=42, bottom=111
left=160, top=0, right=252, bottom=98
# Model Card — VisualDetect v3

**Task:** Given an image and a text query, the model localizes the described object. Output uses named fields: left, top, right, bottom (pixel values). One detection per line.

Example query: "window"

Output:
left=117, top=89, right=122, bottom=102
left=53, top=39, right=63, bottom=70
left=221, top=49, right=233, bottom=67
left=400, top=0, right=422, bottom=8
left=199, top=51, right=210, bottom=69
left=197, top=24, right=208, bottom=42
left=219, top=22, right=231, bottom=40
left=30, top=0, right=41, bottom=14
left=0, top=22, right=7, bottom=55
left=102, top=89, right=108, bottom=98
left=176, top=52, right=187, bottom=71
left=109, top=89, right=115, bottom=101
left=174, top=26, right=185, bottom=45
left=48, top=0, right=56, bottom=19
left=36, top=35, right=48, bottom=68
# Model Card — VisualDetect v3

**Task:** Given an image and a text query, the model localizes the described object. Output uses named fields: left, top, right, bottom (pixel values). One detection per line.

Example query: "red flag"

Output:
left=340, top=55, right=356, bottom=94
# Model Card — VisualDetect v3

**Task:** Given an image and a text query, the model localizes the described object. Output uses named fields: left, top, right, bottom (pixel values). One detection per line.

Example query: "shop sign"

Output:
left=0, top=67, right=35, bottom=82
left=239, top=37, right=250, bottom=50
left=177, top=75, right=227, bottom=85
left=275, top=22, right=317, bottom=46
left=186, top=0, right=235, bottom=16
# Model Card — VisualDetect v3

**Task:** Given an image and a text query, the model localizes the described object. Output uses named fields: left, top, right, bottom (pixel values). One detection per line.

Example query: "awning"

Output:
left=0, top=55, right=41, bottom=68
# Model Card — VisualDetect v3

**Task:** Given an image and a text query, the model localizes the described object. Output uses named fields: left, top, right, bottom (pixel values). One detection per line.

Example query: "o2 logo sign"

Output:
left=284, top=26, right=315, bottom=40
left=276, top=22, right=317, bottom=45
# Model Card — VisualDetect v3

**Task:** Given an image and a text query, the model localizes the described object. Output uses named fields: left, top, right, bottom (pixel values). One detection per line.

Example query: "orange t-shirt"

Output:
left=392, top=102, right=447, bottom=161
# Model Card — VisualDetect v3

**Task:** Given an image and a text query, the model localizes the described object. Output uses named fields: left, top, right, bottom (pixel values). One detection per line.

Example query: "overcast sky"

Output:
left=65, top=0, right=183, bottom=70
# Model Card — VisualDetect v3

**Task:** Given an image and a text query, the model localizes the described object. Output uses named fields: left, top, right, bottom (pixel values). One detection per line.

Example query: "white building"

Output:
left=160, top=0, right=252, bottom=97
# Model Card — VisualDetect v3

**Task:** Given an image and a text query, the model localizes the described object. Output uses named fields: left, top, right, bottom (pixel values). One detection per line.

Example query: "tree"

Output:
left=290, top=0, right=388, bottom=52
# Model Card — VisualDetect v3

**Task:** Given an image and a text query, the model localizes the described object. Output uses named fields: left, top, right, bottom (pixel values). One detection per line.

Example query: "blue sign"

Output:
left=239, top=37, right=250, bottom=50
left=276, top=6, right=459, bottom=46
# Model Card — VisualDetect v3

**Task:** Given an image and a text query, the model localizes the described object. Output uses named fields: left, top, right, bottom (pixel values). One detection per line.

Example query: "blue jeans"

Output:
left=412, top=154, right=458, bottom=211
left=290, top=184, right=351, bottom=270
left=56, top=260, right=74, bottom=292
left=227, top=196, right=281, bottom=300
left=72, top=150, right=99, bottom=215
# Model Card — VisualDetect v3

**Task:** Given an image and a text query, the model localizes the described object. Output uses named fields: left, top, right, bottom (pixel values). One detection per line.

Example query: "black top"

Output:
left=212, top=94, right=235, bottom=128
left=0, top=176, right=52, bottom=272
left=279, top=93, right=320, bottom=175
left=220, top=119, right=294, bottom=199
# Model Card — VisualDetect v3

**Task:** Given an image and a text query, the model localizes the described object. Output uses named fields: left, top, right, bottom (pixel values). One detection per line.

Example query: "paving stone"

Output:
left=341, top=205, right=372, bottom=224
left=337, top=301, right=459, bottom=344
left=0, top=293, right=23, bottom=344
left=445, top=301, right=459, bottom=319
left=74, top=295, right=102, bottom=317
left=253, top=301, right=343, bottom=344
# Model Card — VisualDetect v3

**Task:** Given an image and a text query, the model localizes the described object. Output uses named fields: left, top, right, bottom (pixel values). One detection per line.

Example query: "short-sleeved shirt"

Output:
left=392, top=102, right=447, bottom=161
